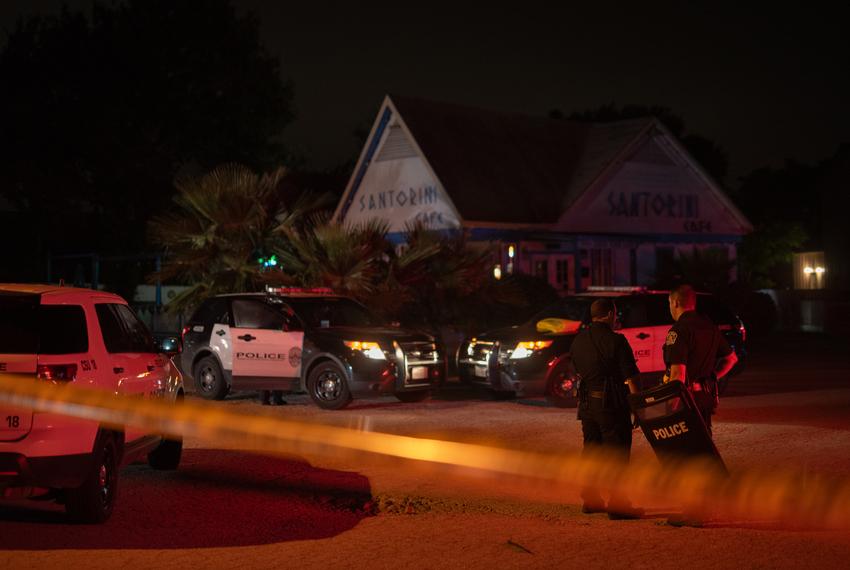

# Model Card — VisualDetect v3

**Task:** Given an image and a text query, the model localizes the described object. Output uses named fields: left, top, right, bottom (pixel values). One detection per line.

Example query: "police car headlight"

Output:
left=344, top=341, right=386, bottom=360
left=510, top=340, right=553, bottom=359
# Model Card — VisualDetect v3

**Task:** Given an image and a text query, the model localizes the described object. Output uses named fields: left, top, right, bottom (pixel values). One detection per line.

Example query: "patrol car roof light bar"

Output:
left=585, top=286, right=648, bottom=293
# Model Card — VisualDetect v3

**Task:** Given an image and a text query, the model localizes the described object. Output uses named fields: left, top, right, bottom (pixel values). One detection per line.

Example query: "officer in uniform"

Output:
left=571, top=298, right=642, bottom=519
left=663, top=285, right=738, bottom=435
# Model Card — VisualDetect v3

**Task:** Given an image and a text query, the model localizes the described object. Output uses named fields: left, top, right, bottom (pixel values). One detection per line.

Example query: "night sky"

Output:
left=2, top=1, right=848, bottom=182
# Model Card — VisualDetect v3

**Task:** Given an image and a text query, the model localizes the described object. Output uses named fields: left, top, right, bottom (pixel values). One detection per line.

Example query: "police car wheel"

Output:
left=194, top=356, right=228, bottom=400
left=307, top=362, right=352, bottom=410
left=65, top=432, right=119, bottom=524
left=545, top=363, right=578, bottom=408
left=395, top=390, right=431, bottom=403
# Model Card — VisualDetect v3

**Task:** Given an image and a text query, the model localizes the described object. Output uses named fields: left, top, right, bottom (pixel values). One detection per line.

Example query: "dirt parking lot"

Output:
left=3, top=332, right=850, bottom=568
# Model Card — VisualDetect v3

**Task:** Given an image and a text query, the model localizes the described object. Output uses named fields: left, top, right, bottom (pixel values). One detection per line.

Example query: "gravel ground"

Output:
left=2, top=332, right=850, bottom=568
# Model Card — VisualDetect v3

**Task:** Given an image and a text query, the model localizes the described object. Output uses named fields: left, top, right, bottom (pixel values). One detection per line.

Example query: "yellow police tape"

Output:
left=1, top=373, right=849, bottom=529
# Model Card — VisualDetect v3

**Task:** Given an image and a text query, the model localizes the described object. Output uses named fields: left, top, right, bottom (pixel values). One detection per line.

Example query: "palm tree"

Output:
left=275, top=215, right=390, bottom=299
left=387, top=224, right=493, bottom=329
left=148, top=163, right=329, bottom=311
left=276, top=219, right=500, bottom=330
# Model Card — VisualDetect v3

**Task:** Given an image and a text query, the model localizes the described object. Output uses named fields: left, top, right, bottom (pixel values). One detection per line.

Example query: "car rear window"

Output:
left=0, top=295, right=88, bottom=354
left=96, top=303, right=156, bottom=354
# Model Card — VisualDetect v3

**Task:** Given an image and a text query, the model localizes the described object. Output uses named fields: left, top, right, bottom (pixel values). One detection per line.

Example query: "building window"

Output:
left=656, top=247, right=676, bottom=282
left=534, top=259, right=549, bottom=280
left=590, top=249, right=612, bottom=286
left=794, top=251, right=826, bottom=290
left=555, top=259, right=570, bottom=287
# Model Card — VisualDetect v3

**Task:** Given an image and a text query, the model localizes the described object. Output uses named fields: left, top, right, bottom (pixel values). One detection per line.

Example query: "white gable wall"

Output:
left=556, top=132, right=749, bottom=236
left=337, top=108, right=462, bottom=234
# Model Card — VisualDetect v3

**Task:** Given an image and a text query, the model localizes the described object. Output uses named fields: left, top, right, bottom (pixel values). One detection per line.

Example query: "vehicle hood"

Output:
left=473, top=320, right=581, bottom=343
left=474, top=323, right=540, bottom=343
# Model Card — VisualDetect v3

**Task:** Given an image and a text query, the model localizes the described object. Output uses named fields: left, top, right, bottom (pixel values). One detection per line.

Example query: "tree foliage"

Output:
left=148, top=163, right=535, bottom=332
left=0, top=0, right=294, bottom=277
left=729, top=160, right=820, bottom=289
left=277, top=220, right=521, bottom=331
left=730, top=160, right=821, bottom=238
left=737, top=222, right=808, bottom=289
left=148, top=164, right=329, bottom=312
left=277, top=216, right=391, bottom=297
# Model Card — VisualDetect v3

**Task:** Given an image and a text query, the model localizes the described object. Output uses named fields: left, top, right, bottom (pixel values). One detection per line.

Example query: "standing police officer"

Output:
left=664, top=285, right=738, bottom=435
left=571, top=298, right=642, bottom=519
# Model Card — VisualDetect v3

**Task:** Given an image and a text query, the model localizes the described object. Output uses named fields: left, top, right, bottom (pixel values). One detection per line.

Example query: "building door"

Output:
left=531, top=254, right=575, bottom=293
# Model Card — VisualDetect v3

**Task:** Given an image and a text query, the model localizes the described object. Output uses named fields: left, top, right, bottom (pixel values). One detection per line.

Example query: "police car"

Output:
left=180, top=288, right=443, bottom=409
left=457, top=287, right=746, bottom=406
left=0, top=284, right=184, bottom=523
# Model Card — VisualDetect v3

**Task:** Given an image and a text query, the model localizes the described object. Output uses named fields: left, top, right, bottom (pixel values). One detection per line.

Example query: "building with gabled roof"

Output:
left=334, top=95, right=752, bottom=292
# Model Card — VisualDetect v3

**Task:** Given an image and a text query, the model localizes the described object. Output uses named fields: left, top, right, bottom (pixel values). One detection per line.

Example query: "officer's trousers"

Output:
left=580, top=407, right=632, bottom=509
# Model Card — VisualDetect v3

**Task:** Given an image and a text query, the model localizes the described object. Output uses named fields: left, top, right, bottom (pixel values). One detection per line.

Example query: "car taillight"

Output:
left=181, top=326, right=191, bottom=341
left=738, top=322, right=746, bottom=343
left=37, top=364, right=78, bottom=383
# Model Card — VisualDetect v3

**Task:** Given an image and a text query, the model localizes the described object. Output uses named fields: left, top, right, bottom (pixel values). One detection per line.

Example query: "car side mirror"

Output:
left=158, top=336, right=182, bottom=356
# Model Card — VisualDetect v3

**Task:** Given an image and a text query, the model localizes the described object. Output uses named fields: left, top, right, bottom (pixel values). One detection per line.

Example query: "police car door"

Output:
left=616, top=298, right=654, bottom=372
left=95, top=302, right=165, bottom=443
left=230, top=298, right=304, bottom=386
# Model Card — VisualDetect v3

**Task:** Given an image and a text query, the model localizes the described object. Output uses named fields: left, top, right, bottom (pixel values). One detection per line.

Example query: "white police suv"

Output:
left=181, top=288, right=444, bottom=409
left=0, top=284, right=184, bottom=523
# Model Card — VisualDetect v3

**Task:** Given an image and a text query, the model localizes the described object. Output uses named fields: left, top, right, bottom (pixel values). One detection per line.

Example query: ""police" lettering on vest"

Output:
left=652, top=421, right=689, bottom=440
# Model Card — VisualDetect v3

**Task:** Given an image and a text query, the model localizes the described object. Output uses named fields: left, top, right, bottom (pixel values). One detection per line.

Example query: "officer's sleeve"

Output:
left=716, top=329, right=733, bottom=357
left=665, top=325, right=689, bottom=365
left=615, top=335, right=640, bottom=379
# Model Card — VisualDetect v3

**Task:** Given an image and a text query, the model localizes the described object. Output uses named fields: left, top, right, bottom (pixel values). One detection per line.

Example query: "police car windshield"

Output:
left=529, top=298, right=590, bottom=324
left=286, top=297, right=376, bottom=328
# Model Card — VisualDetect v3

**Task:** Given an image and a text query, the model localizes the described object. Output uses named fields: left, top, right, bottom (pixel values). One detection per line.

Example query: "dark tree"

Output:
left=731, top=160, right=820, bottom=234
left=552, top=103, right=729, bottom=184
left=0, top=1, right=294, bottom=279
